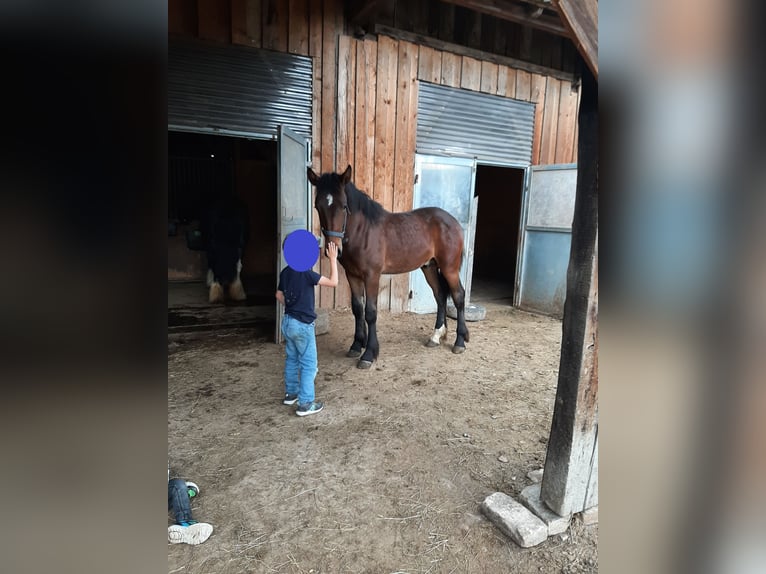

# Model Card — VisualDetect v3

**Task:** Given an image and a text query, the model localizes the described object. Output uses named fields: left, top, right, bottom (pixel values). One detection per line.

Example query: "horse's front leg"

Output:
left=346, top=274, right=367, bottom=358
left=357, top=275, right=380, bottom=369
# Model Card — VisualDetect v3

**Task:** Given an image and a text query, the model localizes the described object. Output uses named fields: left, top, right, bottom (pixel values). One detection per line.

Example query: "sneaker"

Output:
left=296, top=400, right=324, bottom=416
left=185, top=481, right=200, bottom=498
left=283, top=393, right=299, bottom=405
left=168, top=522, right=213, bottom=545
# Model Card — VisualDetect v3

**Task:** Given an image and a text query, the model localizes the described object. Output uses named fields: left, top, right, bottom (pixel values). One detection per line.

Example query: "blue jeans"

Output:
left=282, top=314, right=318, bottom=405
left=168, top=478, right=193, bottom=524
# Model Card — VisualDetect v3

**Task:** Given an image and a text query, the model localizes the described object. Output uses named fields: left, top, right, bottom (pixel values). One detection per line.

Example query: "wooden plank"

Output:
left=440, top=51, right=462, bottom=87
left=319, top=0, right=343, bottom=308
left=309, top=0, right=322, bottom=171
left=231, top=0, right=262, bottom=47
left=463, top=7, right=482, bottom=49
left=572, top=86, right=580, bottom=163
left=262, top=0, right=288, bottom=52
left=169, top=0, right=198, bottom=38
left=530, top=73, right=546, bottom=163
left=335, top=36, right=356, bottom=309
left=354, top=39, right=378, bottom=194
left=538, top=77, right=561, bottom=164
left=438, top=2, right=455, bottom=41
left=480, top=61, right=498, bottom=94
left=374, top=24, right=574, bottom=81
left=391, top=40, right=419, bottom=313
left=540, top=66, right=598, bottom=516
left=373, top=35, right=398, bottom=212
left=515, top=69, right=531, bottom=100
left=497, top=65, right=517, bottom=98
left=418, top=45, right=442, bottom=83
left=552, top=0, right=598, bottom=79
left=460, top=56, right=481, bottom=91
left=555, top=80, right=578, bottom=164
left=288, top=0, right=310, bottom=55
left=373, top=35, right=399, bottom=311
left=197, top=0, right=231, bottom=43
left=442, top=0, right=570, bottom=38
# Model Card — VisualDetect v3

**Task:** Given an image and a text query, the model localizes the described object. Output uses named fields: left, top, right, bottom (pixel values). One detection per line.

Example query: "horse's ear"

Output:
left=341, top=165, right=352, bottom=185
left=307, top=168, right=320, bottom=186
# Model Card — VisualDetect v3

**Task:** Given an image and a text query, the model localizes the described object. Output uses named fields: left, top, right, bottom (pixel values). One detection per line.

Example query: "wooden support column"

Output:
left=540, top=63, right=598, bottom=517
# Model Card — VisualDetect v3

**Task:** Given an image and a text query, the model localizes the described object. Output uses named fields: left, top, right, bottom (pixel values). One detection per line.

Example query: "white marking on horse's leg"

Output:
left=206, top=268, right=214, bottom=287
left=229, top=277, right=246, bottom=301
left=236, top=259, right=243, bottom=273
left=209, top=281, right=224, bottom=304
left=326, top=194, right=333, bottom=206
left=429, top=324, right=447, bottom=345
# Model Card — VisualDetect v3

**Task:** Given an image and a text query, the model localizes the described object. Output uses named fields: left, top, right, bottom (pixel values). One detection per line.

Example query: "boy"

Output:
left=276, top=238, right=338, bottom=416
left=168, top=464, right=213, bottom=545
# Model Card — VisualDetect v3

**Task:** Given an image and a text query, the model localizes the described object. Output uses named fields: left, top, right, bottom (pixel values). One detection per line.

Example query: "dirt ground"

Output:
left=168, top=302, right=598, bottom=573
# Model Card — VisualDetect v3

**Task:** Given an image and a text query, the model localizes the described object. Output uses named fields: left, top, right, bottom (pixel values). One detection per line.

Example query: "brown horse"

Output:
left=308, top=165, right=469, bottom=369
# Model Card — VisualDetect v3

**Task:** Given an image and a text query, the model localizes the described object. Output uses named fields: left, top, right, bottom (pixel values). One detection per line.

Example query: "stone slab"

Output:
left=315, top=309, right=330, bottom=336
left=581, top=506, right=598, bottom=525
left=480, top=492, right=548, bottom=548
left=527, top=468, right=544, bottom=483
left=519, top=484, right=571, bottom=536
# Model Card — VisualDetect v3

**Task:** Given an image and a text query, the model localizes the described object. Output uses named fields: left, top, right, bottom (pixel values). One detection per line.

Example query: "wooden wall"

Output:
left=168, top=0, right=581, bottom=312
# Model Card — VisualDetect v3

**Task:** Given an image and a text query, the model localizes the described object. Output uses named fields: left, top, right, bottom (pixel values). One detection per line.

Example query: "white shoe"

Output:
left=168, top=522, right=213, bottom=545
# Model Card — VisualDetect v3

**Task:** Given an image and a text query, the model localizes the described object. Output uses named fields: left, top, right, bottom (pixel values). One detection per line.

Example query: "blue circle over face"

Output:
left=284, top=229, right=319, bottom=271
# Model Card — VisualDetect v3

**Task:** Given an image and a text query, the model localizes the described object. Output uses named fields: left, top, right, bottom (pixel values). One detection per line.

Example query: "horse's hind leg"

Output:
left=441, top=268, right=469, bottom=354
left=347, top=274, right=367, bottom=358
left=421, top=260, right=448, bottom=347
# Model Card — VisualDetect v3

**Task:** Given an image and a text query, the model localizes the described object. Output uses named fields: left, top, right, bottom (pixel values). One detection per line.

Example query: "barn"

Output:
left=168, top=0, right=584, bottom=340
left=168, top=1, right=598, bottom=569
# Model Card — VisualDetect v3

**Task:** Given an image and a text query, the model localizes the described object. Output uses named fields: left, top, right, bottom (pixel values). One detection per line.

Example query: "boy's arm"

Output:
left=275, top=290, right=285, bottom=305
left=317, top=242, right=339, bottom=287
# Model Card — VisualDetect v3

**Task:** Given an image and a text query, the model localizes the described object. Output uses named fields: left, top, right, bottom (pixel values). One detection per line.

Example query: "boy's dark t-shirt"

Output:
left=278, top=267, right=322, bottom=324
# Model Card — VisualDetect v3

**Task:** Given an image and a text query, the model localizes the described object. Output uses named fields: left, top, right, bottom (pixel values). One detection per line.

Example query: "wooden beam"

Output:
left=540, top=64, right=598, bottom=516
left=374, top=24, right=574, bottom=82
left=348, top=0, right=379, bottom=26
left=552, top=0, right=597, bottom=79
left=441, top=0, right=570, bottom=38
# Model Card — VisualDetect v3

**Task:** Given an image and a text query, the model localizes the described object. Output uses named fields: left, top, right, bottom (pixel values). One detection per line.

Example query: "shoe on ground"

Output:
left=296, top=400, right=324, bottom=416
left=185, top=481, right=200, bottom=498
left=168, top=522, right=213, bottom=545
left=283, top=393, right=298, bottom=405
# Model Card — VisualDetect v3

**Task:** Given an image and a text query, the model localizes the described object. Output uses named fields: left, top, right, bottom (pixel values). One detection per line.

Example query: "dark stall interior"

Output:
left=168, top=131, right=278, bottom=333
left=471, top=165, right=525, bottom=304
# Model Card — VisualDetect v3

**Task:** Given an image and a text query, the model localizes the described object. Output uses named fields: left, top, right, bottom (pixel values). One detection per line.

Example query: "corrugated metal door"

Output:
left=168, top=40, right=312, bottom=140
left=409, top=155, right=478, bottom=314
left=417, top=82, right=535, bottom=165
left=275, top=126, right=311, bottom=344
left=516, top=164, right=578, bottom=317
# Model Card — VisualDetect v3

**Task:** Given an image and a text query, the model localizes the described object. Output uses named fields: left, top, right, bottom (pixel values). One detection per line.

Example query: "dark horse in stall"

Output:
left=203, top=195, right=250, bottom=304
left=308, top=165, right=469, bottom=369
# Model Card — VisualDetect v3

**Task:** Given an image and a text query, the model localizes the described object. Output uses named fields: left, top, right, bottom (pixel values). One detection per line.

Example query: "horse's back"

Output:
left=379, top=207, right=463, bottom=274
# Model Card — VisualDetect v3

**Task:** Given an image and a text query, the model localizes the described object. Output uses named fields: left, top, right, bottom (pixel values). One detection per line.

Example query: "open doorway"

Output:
left=471, top=165, right=525, bottom=305
left=168, top=131, right=278, bottom=335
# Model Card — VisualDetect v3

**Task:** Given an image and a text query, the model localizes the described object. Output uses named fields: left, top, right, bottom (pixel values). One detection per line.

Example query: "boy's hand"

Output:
left=326, top=242, right=338, bottom=261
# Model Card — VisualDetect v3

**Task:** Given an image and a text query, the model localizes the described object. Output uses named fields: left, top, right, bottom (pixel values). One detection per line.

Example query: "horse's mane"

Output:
left=345, top=182, right=386, bottom=224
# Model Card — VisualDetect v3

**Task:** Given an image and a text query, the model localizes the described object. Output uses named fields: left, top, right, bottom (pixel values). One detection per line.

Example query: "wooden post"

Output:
left=540, top=63, right=598, bottom=516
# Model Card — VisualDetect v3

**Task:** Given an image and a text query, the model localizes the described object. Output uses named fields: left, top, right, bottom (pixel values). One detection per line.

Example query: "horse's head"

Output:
left=308, top=165, right=352, bottom=257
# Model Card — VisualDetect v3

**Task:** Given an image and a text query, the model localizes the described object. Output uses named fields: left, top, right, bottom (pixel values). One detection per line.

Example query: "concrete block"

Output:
left=527, top=468, right=544, bottom=483
left=519, top=484, right=571, bottom=536
left=480, top=492, right=548, bottom=548
left=581, top=506, right=598, bottom=525
left=315, top=309, right=330, bottom=336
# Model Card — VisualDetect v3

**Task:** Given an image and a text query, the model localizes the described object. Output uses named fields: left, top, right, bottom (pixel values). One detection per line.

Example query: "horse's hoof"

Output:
left=452, top=345, right=466, bottom=354
left=357, top=360, right=373, bottom=369
left=425, top=340, right=439, bottom=348
left=346, top=349, right=362, bottom=358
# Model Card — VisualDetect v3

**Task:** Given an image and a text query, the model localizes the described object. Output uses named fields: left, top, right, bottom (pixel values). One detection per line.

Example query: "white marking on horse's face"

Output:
left=326, top=194, right=333, bottom=207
